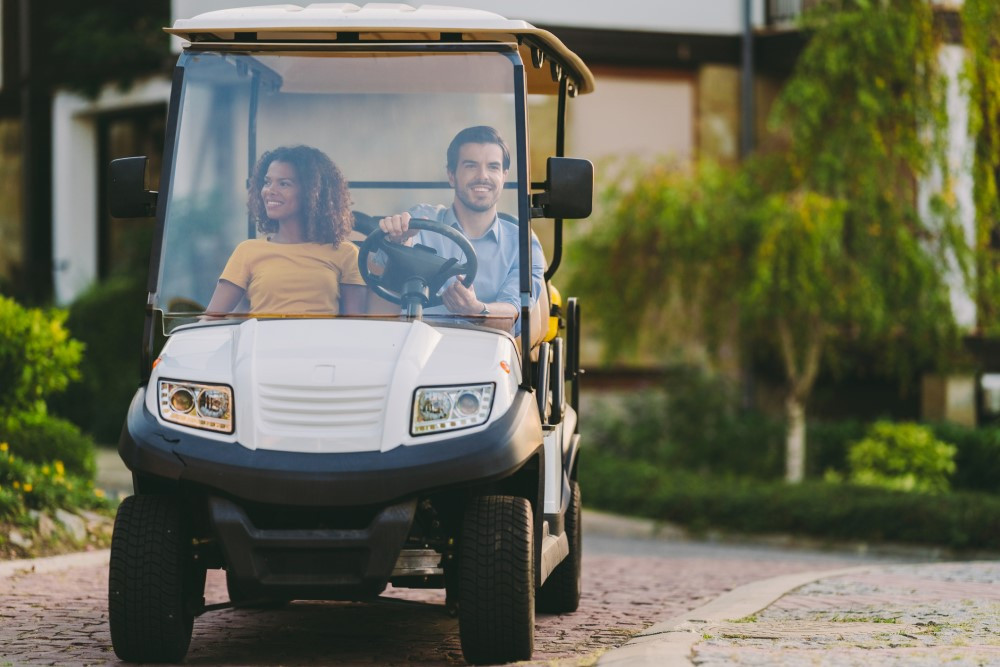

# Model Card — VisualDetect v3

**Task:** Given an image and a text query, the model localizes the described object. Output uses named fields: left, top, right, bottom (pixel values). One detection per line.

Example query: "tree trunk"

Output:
left=785, top=393, right=806, bottom=483
left=776, top=318, right=822, bottom=485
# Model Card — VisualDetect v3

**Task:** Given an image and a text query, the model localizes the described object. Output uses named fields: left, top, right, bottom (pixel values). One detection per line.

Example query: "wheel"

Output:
left=537, top=480, right=582, bottom=613
left=226, top=570, right=288, bottom=609
left=357, top=217, right=478, bottom=307
left=458, top=495, right=535, bottom=664
left=108, top=495, right=203, bottom=663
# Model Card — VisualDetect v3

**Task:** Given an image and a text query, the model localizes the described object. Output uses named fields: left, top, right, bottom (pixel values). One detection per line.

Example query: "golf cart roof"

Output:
left=167, top=3, right=595, bottom=96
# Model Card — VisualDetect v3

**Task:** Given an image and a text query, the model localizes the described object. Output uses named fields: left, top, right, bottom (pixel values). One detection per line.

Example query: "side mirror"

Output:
left=532, top=157, right=593, bottom=219
left=109, top=156, right=158, bottom=218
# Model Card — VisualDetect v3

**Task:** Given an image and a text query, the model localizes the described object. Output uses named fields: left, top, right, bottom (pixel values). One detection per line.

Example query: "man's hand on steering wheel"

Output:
left=357, top=215, right=478, bottom=308
left=379, top=212, right=419, bottom=244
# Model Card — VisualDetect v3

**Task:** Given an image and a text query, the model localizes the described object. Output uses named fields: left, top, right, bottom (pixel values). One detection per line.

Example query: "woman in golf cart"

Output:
left=206, top=145, right=367, bottom=316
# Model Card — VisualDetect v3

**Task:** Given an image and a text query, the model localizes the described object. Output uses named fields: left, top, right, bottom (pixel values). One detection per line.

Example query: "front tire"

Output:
left=537, top=480, right=582, bottom=613
left=108, top=495, right=201, bottom=663
left=458, top=495, right=535, bottom=664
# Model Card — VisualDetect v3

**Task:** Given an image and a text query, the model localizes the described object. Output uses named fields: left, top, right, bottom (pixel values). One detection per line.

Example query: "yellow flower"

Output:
left=23, top=483, right=32, bottom=493
left=12, top=480, right=19, bottom=489
left=94, top=488, right=105, bottom=499
left=0, top=442, right=7, bottom=452
left=54, top=461, right=65, bottom=476
left=41, top=465, right=51, bottom=476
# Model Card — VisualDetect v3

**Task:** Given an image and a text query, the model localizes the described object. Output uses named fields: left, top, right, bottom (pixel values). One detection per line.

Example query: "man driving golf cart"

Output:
left=375, top=125, right=546, bottom=337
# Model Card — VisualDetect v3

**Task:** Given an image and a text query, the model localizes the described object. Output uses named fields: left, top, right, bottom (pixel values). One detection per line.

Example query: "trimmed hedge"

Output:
left=583, top=383, right=1000, bottom=495
left=580, top=450, right=1000, bottom=551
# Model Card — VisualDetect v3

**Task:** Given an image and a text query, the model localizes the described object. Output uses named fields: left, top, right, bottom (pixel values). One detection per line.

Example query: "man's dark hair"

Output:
left=446, top=126, right=511, bottom=173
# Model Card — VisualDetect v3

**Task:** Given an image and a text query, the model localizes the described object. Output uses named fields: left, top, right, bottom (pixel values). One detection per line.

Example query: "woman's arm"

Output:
left=340, top=284, right=368, bottom=316
left=206, top=279, right=246, bottom=315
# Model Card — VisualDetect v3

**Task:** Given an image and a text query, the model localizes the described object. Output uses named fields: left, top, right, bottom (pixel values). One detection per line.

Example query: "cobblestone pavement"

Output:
left=689, top=562, right=1000, bottom=666
left=0, top=526, right=881, bottom=666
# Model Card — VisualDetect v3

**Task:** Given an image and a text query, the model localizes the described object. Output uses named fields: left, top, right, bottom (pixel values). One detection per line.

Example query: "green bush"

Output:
left=846, top=421, right=956, bottom=493
left=0, top=411, right=96, bottom=478
left=805, top=419, right=866, bottom=478
left=582, top=366, right=785, bottom=479
left=0, top=441, right=109, bottom=522
left=49, top=275, right=147, bottom=443
left=580, top=449, right=1000, bottom=551
left=0, top=296, right=84, bottom=416
left=929, top=422, right=1000, bottom=494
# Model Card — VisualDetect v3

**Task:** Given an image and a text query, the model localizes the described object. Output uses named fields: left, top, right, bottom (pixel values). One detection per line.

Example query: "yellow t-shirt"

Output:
left=219, top=239, right=364, bottom=315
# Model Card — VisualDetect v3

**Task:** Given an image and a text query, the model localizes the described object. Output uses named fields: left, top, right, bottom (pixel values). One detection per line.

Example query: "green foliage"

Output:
left=570, top=1, right=964, bottom=483
left=844, top=421, right=956, bottom=493
left=49, top=276, right=147, bottom=444
left=0, top=441, right=110, bottom=523
left=0, top=296, right=84, bottom=417
left=806, top=419, right=866, bottom=478
left=0, top=412, right=97, bottom=478
left=40, top=1, right=171, bottom=98
left=929, top=422, right=1000, bottom=494
left=580, top=449, right=1000, bottom=551
left=569, top=161, right=755, bottom=361
left=582, top=368, right=785, bottom=480
left=779, top=0, right=948, bottom=199
left=962, top=0, right=1000, bottom=333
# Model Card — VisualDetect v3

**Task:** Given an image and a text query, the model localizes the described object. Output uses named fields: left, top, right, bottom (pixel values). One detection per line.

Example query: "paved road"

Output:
left=0, top=513, right=906, bottom=666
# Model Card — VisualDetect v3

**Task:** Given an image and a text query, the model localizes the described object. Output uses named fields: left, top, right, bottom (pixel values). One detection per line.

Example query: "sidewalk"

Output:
left=601, top=561, right=1000, bottom=666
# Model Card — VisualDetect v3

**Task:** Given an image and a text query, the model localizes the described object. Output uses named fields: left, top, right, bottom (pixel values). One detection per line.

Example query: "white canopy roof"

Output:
left=167, top=3, right=595, bottom=94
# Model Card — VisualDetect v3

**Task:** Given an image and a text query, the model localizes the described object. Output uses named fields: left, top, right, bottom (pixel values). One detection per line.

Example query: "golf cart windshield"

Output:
left=155, top=48, right=524, bottom=333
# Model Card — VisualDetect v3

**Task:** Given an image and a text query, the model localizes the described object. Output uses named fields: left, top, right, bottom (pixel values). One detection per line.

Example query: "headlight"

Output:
left=158, top=380, right=233, bottom=434
left=412, top=384, right=494, bottom=435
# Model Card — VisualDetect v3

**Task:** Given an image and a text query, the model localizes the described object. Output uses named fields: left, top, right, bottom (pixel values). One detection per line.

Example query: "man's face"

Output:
left=448, top=142, right=507, bottom=214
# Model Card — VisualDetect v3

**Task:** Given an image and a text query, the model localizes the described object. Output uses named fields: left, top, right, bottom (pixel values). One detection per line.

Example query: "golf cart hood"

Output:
left=148, top=318, right=519, bottom=454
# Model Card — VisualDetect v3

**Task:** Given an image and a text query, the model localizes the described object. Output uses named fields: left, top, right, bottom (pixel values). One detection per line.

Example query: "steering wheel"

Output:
left=358, top=217, right=478, bottom=308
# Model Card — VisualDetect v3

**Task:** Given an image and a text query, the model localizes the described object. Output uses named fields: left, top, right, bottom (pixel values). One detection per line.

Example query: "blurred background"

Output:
left=3, top=0, right=1000, bottom=553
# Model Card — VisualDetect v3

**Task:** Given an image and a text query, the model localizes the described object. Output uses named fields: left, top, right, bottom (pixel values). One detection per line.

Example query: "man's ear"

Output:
left=447, top=169, right=456, bottom=188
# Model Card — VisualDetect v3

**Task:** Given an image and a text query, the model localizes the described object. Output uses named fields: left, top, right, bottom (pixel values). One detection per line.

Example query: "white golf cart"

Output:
left=107, top=4, right=593, bottom=664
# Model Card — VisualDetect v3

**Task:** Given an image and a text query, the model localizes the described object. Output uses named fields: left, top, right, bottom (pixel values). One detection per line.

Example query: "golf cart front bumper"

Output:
left=119, top=387, right=542, bottom=598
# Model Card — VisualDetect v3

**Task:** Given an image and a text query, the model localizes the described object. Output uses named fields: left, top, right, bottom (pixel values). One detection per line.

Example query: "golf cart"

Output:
left=107, top=4, right=593, bottom=664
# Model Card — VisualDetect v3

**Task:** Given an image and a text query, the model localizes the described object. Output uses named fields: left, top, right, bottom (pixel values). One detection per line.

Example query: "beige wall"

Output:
left=567, top=67, right=695, bottom=167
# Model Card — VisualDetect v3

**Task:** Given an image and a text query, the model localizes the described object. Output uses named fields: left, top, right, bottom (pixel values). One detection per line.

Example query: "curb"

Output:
left=0, top=548, right=110, bottom=580
left=596, top=564, right=877, bottom=666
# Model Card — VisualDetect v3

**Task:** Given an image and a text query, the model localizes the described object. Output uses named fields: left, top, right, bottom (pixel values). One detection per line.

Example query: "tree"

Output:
left=745, top=192, right=849, bottom=481
left=572, top=0, right=964, bottom=482
left=962, top=0, right=1000, bottom=333
left=40, top=0, right=171, bottom=98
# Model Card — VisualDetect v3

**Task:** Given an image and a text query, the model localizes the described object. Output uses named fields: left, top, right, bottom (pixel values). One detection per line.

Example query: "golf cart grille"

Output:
left=257, top=382, right=387, bottom=436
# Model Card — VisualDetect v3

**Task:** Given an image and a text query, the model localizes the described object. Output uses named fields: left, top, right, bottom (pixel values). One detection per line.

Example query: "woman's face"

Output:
left=261, top=160, right=302, bottom=224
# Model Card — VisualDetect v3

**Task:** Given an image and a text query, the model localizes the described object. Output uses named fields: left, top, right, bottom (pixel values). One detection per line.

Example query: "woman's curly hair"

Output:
left=248, top=145, right=353, bottom=245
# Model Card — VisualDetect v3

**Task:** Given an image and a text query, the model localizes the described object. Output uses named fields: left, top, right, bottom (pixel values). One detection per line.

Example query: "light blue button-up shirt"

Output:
left=408, top=204, right=545, bottom=336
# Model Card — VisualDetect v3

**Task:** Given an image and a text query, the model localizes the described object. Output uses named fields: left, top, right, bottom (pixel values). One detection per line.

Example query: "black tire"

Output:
left=108, top=495, right=201, bottom=663
left=537, top=481, right=582, bottom=613
left=226, top=570, right=288, bottom=609
left=458, top=495, right=535, bottom=664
